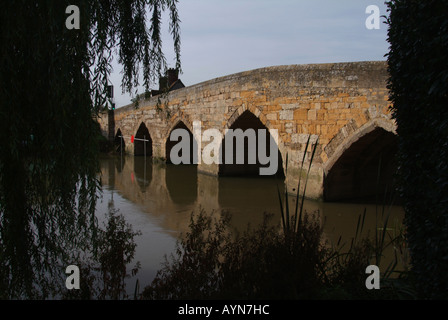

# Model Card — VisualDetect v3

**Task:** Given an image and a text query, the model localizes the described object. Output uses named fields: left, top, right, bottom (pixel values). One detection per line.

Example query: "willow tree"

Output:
left=0, top=1, right=180, bottom=299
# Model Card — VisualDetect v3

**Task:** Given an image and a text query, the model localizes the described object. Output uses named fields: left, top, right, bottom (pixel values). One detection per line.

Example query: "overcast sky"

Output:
left=110, top=0, right=390, bottom=108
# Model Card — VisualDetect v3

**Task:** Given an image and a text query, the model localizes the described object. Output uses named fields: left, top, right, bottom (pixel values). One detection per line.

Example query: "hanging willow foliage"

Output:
left=0, top=1, right=180, bottom=298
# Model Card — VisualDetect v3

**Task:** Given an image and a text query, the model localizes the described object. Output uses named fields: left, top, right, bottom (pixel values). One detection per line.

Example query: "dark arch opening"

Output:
left=114, top=129, right=125, bottom=154
left=324, top=127, right=398, bottom=203
left=165, top=121, right=197, bottom=165
left=219, top=110, right=285, bottom=178
left=134, top=122, right=153, bottom=157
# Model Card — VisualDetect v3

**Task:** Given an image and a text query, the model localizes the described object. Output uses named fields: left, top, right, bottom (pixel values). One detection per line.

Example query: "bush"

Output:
left=141, top=209, right=400, bottom=300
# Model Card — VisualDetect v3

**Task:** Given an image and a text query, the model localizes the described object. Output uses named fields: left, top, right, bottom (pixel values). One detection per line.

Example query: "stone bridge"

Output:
left=98, top=61, right=397, bottom=201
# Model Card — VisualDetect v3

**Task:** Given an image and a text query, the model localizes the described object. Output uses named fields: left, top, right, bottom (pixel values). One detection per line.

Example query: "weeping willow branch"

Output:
left=0, top=0, right=181, bottom=299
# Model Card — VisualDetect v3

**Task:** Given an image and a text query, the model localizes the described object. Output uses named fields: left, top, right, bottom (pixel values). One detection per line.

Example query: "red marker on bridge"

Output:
left=131, top=135, right=134, bottom=143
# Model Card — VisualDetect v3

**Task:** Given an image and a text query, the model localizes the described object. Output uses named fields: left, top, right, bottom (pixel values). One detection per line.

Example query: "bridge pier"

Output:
left=197, top=163, right=219, bottom=176
left=285, top=165, right=325, bottom=201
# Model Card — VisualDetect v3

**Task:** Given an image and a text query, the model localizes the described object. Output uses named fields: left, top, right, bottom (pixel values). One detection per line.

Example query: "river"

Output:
left=96, top=154, right=405, bottom=295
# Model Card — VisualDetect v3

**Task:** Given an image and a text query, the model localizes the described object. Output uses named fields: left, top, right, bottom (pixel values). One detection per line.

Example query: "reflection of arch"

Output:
left=219, top=109, right=285, bottom=178
left=165, top=164, right=198, bottom=205
left=133, top=156, right=152, bottom=193
left=324, top=121, right=398, bottom=202
left=114, top=152, right=126, bottom=173
left=134, top=122, right=153, bottom=156
left=165, top=120, right=198, bottom=165
left=114, top=128, right=125, bottom=154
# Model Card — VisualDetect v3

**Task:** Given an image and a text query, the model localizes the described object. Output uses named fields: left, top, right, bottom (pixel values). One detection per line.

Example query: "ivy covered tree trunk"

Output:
left=386, top=0, right=448, bottom=299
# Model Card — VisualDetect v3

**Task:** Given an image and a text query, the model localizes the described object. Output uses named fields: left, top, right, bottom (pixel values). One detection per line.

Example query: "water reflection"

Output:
left=218, top=176, right=285, bottom=233
left=165, top=164, right=197, bottom=205
left=98, top=155, right=405, bottom=287
left=133, top=156, right=153, bottom=193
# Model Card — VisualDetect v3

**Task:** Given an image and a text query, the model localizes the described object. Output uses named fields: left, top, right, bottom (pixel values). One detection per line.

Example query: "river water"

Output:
left=96, top=155, right=405, bottom=294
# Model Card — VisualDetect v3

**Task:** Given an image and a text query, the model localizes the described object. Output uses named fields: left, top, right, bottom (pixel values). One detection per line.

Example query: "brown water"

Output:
left=96, top=155, right=405, bottom=292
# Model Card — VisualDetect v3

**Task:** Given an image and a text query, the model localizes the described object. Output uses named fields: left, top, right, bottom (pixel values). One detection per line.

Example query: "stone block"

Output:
left=279, top=110, right=294, bottom=120
left=317, top=110, right=326, bottom=121
left=320, top=151, right=329, bottom=164
left=291, top=133, right=300, bottom=144
left=280, top=103, right=299, bottom=110
left=240, top=91, right=254, bottom=99
left=307, top=109, right=317, bottom=121
left=294, top=109, right=308, bottom=121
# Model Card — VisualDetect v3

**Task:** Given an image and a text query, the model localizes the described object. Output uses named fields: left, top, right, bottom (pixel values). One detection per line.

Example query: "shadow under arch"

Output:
left=324, top=127, right=398, bottom=203
left=219, top=110, right=285, bottom=178
left=134, top=122, right=153, bottom=157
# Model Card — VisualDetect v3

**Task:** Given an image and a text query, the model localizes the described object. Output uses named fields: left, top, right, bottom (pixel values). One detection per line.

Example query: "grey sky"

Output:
left=110, top=0, right=389, bottom=107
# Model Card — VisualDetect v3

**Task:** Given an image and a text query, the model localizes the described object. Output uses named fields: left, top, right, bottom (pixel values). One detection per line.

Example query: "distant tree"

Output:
left=386, top=0, right=448, bottom=299
left=0, top=1, right=180, bottom=298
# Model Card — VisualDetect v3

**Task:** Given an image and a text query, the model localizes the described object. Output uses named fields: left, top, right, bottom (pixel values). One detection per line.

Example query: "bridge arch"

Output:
left=323, top=119, right=398, bottom=202
left=114, top=128, right=125, bottom=154
left=131, top=114, right=158, bottom=140
left=134, top=122, right=153, bottom=157
left=165, top=119, right=198, bottom=165
left=163, top=112, right=195, bottom=142
left=219, top=108, right=285, bottom=178
left=225, top=105, right=268, bottom=130
left=226, top=104, right=287, bottom=164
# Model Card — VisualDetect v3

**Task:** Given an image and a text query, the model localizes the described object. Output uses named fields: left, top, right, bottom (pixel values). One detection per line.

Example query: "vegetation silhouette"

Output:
left=0, top=1, right=180, bottom=299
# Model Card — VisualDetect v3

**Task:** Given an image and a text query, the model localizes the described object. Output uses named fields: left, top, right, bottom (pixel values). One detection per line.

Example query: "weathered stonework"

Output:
left=98, top=61, right=396, bottom=200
